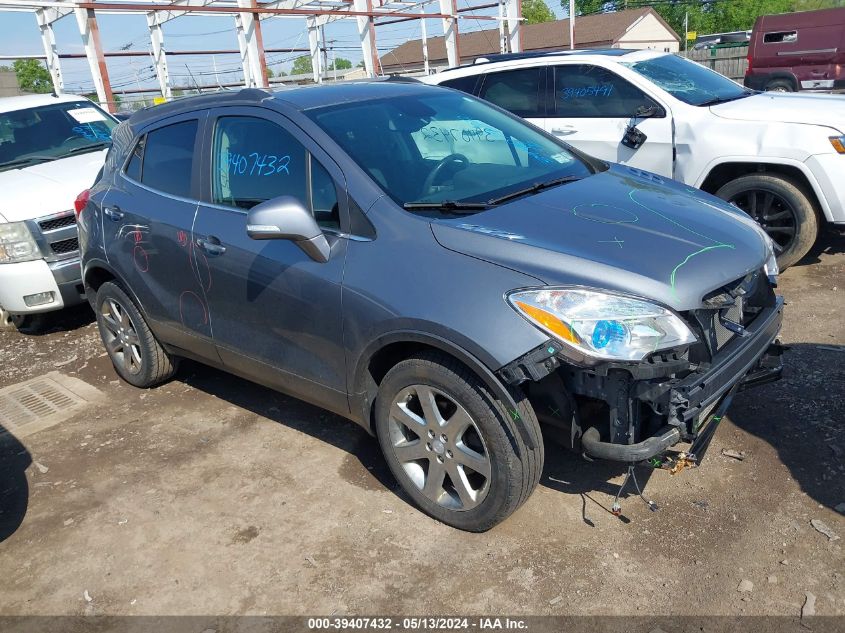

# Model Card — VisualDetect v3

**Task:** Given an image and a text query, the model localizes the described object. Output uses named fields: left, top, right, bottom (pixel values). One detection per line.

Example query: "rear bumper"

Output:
left=578, top=297, right=784, bottom=463
left=0, top=257, right=84, bottom=315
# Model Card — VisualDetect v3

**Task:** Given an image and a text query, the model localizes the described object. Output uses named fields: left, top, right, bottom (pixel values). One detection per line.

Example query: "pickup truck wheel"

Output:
left=716, top=173, right=818, bottom=270
left=95, top=281, right=176, bottom=388
left=764, top=79, right=795, bottom=92
left=375, top=352, right=543, bottom=531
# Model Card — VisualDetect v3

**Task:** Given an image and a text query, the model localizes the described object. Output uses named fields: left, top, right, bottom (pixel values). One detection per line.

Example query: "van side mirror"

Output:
left=246, top=196, right=331, bottom=263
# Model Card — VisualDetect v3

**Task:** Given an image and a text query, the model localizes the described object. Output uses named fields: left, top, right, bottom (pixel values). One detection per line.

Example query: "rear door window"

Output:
left=478, top=68, right=545, bottom=118
left=439, top=74, right=480, bottom=95
left=553, top=64, right=655, bottom=118
left=138, top=120, right=197, bottom=199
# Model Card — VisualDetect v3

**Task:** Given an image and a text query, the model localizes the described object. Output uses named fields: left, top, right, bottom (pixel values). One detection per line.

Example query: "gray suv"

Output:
left=78, top=81, right=784, bottom=531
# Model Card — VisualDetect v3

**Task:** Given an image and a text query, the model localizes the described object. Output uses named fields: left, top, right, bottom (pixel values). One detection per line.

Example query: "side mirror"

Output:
left=247, top=196, right=331, bottom=263
left=634, top=103, right=660, bottom=119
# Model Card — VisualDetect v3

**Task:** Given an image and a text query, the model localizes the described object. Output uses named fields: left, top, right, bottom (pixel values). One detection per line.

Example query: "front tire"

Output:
left=95, top=281, right=177, bottom=387
left=374, top=352, right=543, bottom=531
left=716, top=173, right=818, bottom=270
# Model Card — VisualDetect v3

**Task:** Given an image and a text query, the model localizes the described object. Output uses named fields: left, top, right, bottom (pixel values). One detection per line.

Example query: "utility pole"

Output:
left=569, top=0, right=575, bottom=50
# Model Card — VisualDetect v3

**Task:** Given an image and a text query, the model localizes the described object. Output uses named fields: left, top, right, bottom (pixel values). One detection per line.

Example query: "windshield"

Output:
left=623, top=54, right=753, bottom=106
left=0, top=100, right=117, bottom=172
left=307, top=90, right=593, bottom=208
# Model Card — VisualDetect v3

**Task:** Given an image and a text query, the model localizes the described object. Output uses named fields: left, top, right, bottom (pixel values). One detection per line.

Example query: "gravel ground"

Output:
left=0, top=231, right=843, bottom=619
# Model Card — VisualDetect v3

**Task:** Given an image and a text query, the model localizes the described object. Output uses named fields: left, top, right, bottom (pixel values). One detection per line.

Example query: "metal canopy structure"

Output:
left=0, top=0, right=523, bottom=111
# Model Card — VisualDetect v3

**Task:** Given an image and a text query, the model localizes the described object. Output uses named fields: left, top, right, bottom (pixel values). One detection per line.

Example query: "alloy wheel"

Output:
left=727, top=189, right=797, bottom=255
left=100, top=298, right=143, bottom=375
left=387, top=384, right=491, bottom=511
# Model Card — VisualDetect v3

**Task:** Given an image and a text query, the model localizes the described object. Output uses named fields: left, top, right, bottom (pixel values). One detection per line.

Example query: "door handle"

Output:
left=551, top=126, right=578, bottom=136
left=196, top=236, right=226, bottom=256
left=104, top=206, right=124, bottom=221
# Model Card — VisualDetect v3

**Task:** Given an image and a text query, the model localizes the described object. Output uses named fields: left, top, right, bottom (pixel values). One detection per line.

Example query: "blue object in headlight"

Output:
left=592, top=320, right=626, bottom=349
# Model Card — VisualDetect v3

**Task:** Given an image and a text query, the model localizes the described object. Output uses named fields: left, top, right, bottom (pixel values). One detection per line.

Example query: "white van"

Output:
left=0, top=93, right=117, bottom=331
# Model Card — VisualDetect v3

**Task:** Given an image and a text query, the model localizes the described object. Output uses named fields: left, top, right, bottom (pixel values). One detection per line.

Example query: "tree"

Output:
left=331, top=57, right=353, bottom=70
left=291, top=55, right=313, bottom=75
left=2, top=59, right=53, bottom=93
left=560, top=0, right=828, bottom=41
left=522, top=0, right=555, bottom=24
left=266, top=66, right=275, bottom=79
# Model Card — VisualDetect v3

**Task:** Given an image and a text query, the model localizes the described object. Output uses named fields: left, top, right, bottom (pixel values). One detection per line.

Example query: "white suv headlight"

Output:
left=0, top=222, right=40, bottom=264
left=508, top=288, right=697, bottom=362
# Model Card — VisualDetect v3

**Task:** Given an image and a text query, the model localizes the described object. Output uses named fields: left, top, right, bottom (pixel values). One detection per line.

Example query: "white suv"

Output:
left=0, top=94, right=117, bottom=330
left=424, top=49, right=845, bottom=268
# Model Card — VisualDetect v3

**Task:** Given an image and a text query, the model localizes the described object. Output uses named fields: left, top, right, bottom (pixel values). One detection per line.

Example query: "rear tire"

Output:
left=765, top=79, right=795, bottom=93
left=374, top=351, right=543, bottom=531
left=95, top=281, right=176, bottom=387
left=716, top=173, right=818, bottom=270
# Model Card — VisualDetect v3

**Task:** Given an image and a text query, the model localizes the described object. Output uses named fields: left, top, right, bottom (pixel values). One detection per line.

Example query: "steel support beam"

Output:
left=352, top=0, right=378, bottom=77
left=505, top=0, right=520, bottom=53
left=74, top=6, right=115, bottom=111
left=35, top=8, right=64, bottom=92
left=306, top=15, right=322, bottom=82
left=146, top=11, right=172, bottom=99
left=237, top=0, right=269, bottom=88
left=234, top=12, right=253, bottom=86
left=438, top=0, right=459, bottom=67
left=420, top=15, right=429, bottom=74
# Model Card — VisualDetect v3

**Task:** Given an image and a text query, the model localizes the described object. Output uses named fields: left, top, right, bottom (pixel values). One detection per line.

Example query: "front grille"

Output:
left=50, top=237, right=79, bottom=255
left=688, top=269, right=775, bottom=360
left=712, top=298, right=743, bottom=350
left=38, top=214, right=76, bottom=232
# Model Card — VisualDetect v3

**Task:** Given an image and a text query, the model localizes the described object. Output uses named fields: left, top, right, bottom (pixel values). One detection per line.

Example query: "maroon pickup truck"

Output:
left=745, top=7, right=845, bottom=93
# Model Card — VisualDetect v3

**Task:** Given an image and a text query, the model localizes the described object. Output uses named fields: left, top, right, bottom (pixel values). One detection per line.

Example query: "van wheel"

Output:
left=764, top=79, right=795, bottom=92
left=95, top=281, right=176, bottom=387
left=374, top=352, right=543, bottom=531
left=716, top=173, right=818, bottom=270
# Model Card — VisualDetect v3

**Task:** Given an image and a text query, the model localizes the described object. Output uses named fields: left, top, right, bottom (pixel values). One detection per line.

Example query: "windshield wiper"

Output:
left=487, top=175, right=582, bottom=205
left=403, top=200, right=490, bottom=213
left=61, top=142, right=110, bottom=156
left=697, top=92, right=754, bottom=107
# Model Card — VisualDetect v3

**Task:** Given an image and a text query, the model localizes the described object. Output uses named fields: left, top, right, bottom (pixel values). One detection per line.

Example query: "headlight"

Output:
left=763, top=237, right=778, bottom=284
left=508, top=288, right=697, bottom=362
left=830, top=136, right=845, bottom=154
left=0, top=222, right=39, bottom=264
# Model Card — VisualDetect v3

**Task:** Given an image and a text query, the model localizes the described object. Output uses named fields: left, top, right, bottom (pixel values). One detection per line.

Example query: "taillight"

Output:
left=74, top=189, right=90, bottom=218
left=746, top=55, right=752, bottom=74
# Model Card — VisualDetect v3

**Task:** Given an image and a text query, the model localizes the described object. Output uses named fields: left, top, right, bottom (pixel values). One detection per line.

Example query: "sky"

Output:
left=0, top=0, right=566, bottom=99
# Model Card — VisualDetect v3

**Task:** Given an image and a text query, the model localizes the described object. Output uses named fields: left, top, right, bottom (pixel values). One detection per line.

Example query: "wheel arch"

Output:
left=698, top=160, right=829, bottom=222
left=350, top=329, right=535, bottom=451
left=82, top=259, right=150, bottom=318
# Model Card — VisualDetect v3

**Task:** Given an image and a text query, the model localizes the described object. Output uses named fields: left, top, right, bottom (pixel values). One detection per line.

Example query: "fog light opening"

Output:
left=23, top=291, right=55, bottom=307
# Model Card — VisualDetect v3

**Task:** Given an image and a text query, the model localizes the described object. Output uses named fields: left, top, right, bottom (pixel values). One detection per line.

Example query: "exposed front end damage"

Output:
left=498, top=270, right=784, bottom=469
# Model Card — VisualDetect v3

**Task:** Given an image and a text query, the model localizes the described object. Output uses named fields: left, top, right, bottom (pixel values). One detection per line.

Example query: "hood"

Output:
left=711, top=93, right=845, bottom=134
left=430, top=165, right=769, bottom=311
left=0, top=149, right=108, bottom=223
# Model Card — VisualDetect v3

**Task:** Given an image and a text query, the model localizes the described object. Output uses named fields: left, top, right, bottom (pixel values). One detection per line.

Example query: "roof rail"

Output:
left=456, top=48, right=634, bottom=69
left=237, top=87, right=273, bottom=100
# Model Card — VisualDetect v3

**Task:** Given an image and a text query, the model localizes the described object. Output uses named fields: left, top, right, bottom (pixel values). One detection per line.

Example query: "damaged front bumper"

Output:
left=502, top=296, right=784, bottom=466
